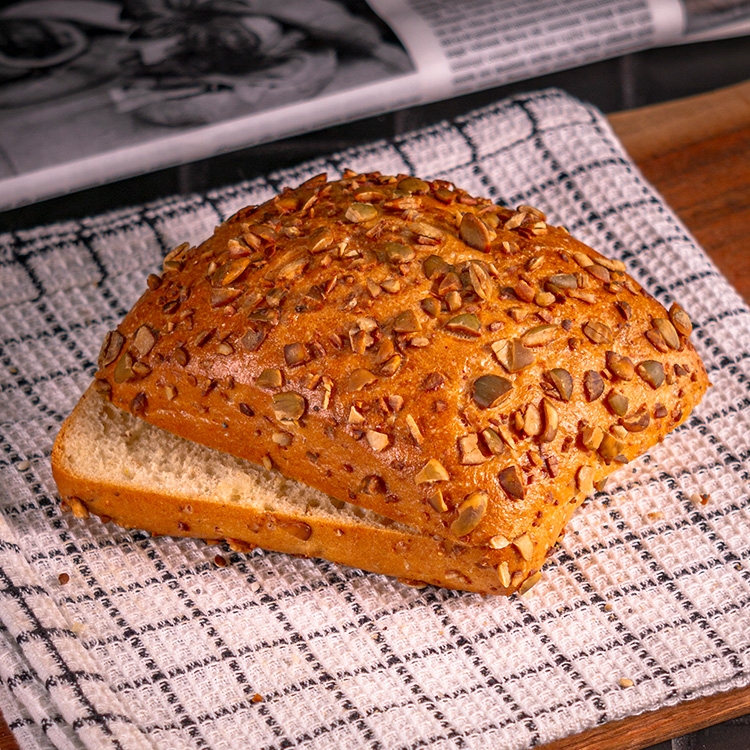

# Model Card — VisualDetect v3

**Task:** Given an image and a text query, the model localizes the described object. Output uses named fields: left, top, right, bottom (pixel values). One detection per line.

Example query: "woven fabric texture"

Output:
left=1, top=89, right=749, bottom=750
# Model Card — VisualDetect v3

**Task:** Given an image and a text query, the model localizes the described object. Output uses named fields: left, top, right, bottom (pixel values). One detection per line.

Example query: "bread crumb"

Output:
left=619, top=678, right=634, bottom=688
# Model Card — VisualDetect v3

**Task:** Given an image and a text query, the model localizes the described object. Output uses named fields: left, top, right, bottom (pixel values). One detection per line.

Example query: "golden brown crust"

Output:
left=90, top=171, right=709, bottom=583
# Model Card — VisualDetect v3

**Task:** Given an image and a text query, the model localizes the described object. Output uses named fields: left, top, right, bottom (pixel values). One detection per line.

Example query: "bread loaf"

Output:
left=53, top=170, right=709, bottom=594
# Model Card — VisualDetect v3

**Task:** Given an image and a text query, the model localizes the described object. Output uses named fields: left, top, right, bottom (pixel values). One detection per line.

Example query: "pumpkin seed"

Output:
left=607, top=391, right=629, bottom=416
left=652, top=317, right=680, bottom=350
left=540, top=398, right=558, bottom=443
left=583, top=370, right=604, bottom=401
left=98, top=330, right=124, bottom=368
left=547, top=273, right=577, bottom=289
left=384, top=242, right=415, bottom=264
left=492, top=339, right=535, bottom=372
left=605, top=350, right=635, bottom=380
left=446, top=313, right=481, bottom=336
left=393, top=310, right=422, bottom=333
left=481, top=427, right=506, bottom=455
left=423, top=254, right=451, bottom=279
left=459, top=212, right=492, bottom=251
left=582, top=320, right=613, bottom=345
left=518, top=571, right=542, bottom=595
left=256, top=368, right=283, bottom=389
left=637, top=360, right=665, bottom=389
left=284, top=342, right=309, bottom=367
left=472, top=374, right=512, bottom=409
left=272, top=392, right=306, bottom=422
left=450, top=491, right=488, bottom=537
left=547, top=368, right=573, bottom=401
left=345, top=202, right=378, bottom=223
left=669, top=302, right=692, bottom=336
left=521, top=324, right=557, bottom=347
left=421, top=297, right=440, bottom=317
left=621, top=408, right=651, bottom=432
left=498, top=465, right=524, bottom=499
left=348, top=368, right=378, bottom=391
left=397, top=176, right=430, bottom=194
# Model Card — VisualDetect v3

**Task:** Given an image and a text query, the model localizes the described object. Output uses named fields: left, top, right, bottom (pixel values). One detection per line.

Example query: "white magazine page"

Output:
left=0, top=0, right=422, bottom=211
left=372, top=0, right=685, bottom=98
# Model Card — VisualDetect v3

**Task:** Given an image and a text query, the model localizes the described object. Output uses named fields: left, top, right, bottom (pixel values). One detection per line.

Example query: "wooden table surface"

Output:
left=1, top=79, right=748, bottom=750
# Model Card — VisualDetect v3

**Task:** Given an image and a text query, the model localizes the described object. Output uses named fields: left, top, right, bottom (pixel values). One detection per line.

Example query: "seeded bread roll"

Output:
left=57, top=170, right=708, bottom=594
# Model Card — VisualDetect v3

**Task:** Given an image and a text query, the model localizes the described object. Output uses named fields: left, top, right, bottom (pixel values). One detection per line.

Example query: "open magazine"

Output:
left=0, top=0, right=748, bottom=211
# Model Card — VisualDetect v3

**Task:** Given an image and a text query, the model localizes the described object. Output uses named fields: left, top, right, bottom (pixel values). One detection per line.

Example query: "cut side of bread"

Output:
left=53, top=387, right=556, bottom=594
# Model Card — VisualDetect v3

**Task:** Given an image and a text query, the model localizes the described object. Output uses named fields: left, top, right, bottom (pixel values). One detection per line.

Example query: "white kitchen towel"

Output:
left=1, top=88, right=748, bottom=750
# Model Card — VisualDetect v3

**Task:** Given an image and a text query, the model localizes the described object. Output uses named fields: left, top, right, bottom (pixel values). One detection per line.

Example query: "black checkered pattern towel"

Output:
left=1, top=89, right=749, bottom=749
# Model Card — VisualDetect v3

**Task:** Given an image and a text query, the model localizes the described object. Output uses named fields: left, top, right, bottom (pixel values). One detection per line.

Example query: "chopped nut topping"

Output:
left=458, top=434, right=487, bottom=465
left=272, top=431, right=292, bottom=446
left=114, top=351, right=135, bottom=383
left=241, top=327, right=266, bottom=352
left=598, top=433, right=623, bottom=463
left=365, top=430, right=390, bottom=452
left=348, top=368, right=378, bottom=391
left=513, top=533, right=534, bottom=561
left=489, top=534, right=510, bottom=549
left=522, top=403, right=542, bottom=437
left=405, top=414, right=424, bottom=445
left=581, top=425, right=604, bottom=451
left=133, top=326, right=156, bottom=357
left=577, top=466, right=595, bottom=494
left=380, top=354, right=402, bottom=377
left=450, top=491, right=488, bottom=537
left=428, top=489, right=448, bottom=513
left=497, top=561, right=511, bottom=588
left=348, top=405, right=365, bottom=424
left=415, top=458, right=450, bottom=484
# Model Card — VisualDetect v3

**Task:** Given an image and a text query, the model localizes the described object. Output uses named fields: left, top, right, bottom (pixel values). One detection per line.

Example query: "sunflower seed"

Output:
left=540, top=398, right=559, bottom=443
